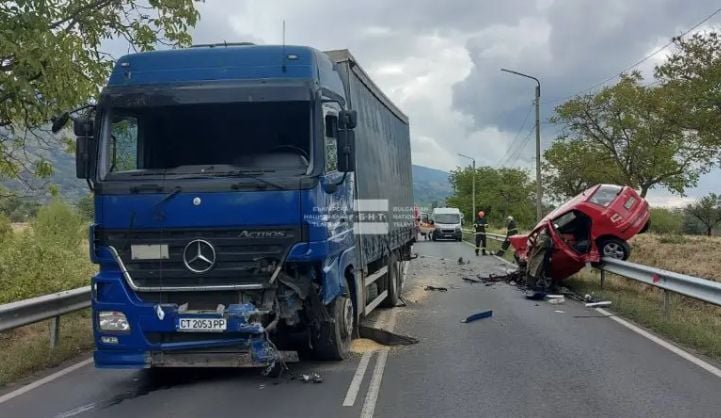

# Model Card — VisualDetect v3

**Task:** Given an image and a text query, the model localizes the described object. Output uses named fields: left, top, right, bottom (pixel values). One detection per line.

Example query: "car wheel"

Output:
left=640, top=221, right=650, bottom=234
left=432, top=232, right=437, bottom=241
left=598, top=238, right=631, bottom=260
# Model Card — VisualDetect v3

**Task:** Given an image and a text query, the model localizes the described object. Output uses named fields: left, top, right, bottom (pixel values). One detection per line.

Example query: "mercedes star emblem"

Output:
left=182, top=239, right=216, bottom=273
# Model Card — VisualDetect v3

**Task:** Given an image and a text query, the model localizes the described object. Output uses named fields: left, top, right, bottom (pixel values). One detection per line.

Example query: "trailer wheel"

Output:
left=381, top=255, right=401, bottom=308
left=312, top=292, right=353, bottom=360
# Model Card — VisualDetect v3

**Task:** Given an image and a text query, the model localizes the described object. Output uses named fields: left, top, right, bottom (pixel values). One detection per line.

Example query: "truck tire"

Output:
left=312, top=292, right=353, bottom=360
left=381, top=255, right=401, bottom=308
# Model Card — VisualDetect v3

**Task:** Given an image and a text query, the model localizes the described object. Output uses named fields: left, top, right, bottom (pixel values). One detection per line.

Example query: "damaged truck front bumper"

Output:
left=92, top=273, right=297, bottom=369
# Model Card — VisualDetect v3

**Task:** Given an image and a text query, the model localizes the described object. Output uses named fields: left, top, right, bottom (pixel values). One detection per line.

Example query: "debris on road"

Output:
left=424, top=285, right=448, bottom=292
left=458, top=257, right=464, bottom=265
left=312, top=373, right=323, bottom=383
left=585, top=301, right=612, bottom=307
left=525, top=290, right=546, bottom=300
left=300, top=374, right=311, bottom=383
left=358, top=324, right=419, bottom=346
left=351, top=338, right=386, bottom=353
left=546, top=294, right=565, bottom=304
left=460, top=310, right=493, bottom=323
left=462, top=276, right=482, bottom=284
left=554, top=310, right=565, bottom=314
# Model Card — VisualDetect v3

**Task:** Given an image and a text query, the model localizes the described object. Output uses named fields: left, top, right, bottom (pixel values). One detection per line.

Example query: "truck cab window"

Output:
left=108, top=115, right=139, bottom=173
left=324, top=113, right=338, bottom=173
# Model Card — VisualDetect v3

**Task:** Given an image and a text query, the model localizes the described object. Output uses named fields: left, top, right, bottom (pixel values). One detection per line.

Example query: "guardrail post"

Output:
left=600, top=270, right=605, bottom=289
left=49, top=316, right=60, bottom=349
left=663, top=290, right=670, bottom=321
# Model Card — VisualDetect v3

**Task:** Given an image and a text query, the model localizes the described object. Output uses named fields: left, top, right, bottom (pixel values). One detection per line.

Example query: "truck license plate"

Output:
left=177, top=318, right=227, bottom=332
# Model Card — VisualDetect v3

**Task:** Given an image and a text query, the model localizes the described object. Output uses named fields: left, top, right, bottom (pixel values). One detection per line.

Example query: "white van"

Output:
left=431, top=207, right=463, bottom=241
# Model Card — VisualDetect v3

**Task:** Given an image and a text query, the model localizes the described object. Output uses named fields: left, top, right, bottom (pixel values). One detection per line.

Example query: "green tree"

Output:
left=543, top=141, right=625, bottom=202
left=0, top=0, right=199, bottom=184
left=685, top=193, right=721, bottom=237
left=549, top=73, right=717, bottom=198
left=447, top=166, right=535, bottom=228
left=656, top=32, right=721, bottom=155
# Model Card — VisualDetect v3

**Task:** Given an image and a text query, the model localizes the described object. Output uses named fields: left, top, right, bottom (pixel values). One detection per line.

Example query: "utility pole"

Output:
left=501, top=68, right=543, bottom=221
left=458, top=153, right=476, bottom=223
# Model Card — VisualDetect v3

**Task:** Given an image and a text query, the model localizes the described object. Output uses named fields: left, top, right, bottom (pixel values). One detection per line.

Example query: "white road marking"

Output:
left=360, top=348, right=389, bottom=418
left=343, top=352, right=374, bottom=406
left=54, top=402, right=97, bottom=418
left=358, top=300, right=397, bottom=417
left=596, top=308, right=721, bottom=379
left=0, top=357, right=92, bottom=405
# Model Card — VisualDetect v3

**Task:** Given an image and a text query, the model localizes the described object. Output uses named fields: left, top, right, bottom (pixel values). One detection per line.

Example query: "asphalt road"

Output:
left=2, top=240, right=721, bottom=418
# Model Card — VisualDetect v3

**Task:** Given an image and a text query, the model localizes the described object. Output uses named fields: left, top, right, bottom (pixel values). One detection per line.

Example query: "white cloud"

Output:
left=182, top=0, right=719, bottom=203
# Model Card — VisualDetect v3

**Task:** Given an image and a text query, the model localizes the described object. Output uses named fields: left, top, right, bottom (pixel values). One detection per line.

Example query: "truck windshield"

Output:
left=434, top=214, right=460, bottom=224
left=98, top=101, right=312, bottom=179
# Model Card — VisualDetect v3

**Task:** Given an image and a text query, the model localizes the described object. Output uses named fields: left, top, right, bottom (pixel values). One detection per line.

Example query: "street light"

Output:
left=458, top=153, right=475, bottom=223
left=501, top=68, right=543, bottom=222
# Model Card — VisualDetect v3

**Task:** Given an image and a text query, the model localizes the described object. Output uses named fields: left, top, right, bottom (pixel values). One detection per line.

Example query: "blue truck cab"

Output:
left=70, top=44, right=415, bottom=370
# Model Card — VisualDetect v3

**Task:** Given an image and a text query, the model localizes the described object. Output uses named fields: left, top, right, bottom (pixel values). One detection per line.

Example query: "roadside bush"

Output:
left=0, top=213, right=11, bottom=240
left=32, top=198, right=85, bottom=248
left=649, top=208, right=682, bottom=235
left=0, top=200, right=94, bottom=304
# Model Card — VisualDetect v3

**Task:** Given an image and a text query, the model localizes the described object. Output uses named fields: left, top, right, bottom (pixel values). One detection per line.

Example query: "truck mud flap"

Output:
left=150, top=350, right=299, bottom=368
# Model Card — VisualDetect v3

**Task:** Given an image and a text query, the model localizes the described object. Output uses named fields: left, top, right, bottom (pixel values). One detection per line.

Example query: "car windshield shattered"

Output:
left=98, top=101, right=312, bottom=179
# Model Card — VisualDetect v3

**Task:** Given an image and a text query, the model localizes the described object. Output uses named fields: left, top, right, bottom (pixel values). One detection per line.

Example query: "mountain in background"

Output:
left=412, top=164, right=451, bottom=209
left=4, top=143, right=453, bottom=208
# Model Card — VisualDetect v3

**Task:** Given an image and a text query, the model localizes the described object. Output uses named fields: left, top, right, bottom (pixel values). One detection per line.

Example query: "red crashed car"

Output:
left=509, top=184, right=650, bottom=281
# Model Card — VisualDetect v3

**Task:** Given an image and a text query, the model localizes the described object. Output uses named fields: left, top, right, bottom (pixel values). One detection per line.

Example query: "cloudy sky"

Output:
left=168, top=0, right=719, bottom=206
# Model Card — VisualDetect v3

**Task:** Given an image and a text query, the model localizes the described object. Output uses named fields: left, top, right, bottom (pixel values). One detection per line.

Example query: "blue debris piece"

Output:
left=461, top=310, right=493, bottom=323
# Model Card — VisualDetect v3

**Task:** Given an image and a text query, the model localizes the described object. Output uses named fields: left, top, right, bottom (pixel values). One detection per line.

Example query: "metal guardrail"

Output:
left=598, top=258, right=721, bottom=317
left=0, top=286, right=91, bottom=348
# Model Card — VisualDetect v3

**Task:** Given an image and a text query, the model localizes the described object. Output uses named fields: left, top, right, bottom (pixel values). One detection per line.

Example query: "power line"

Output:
left=544, top=6, right=721, bottom=106
left=497, top=103, right=533, bottom=167
left=502, top=124, right=535, bottom=168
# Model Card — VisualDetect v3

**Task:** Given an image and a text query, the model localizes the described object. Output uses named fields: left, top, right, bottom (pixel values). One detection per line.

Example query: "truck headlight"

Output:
left=98, top=311, right=130, bottom=333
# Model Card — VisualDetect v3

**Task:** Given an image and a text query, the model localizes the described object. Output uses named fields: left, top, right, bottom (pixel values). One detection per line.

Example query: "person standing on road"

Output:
left=474, top=211, right=488, bottom=256
left=496, top=215, right=519, bottom=256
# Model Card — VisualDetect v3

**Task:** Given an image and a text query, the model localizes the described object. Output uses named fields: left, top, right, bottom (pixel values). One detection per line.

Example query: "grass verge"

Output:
left=566, top=270, right=721, bottom=362
left=0, top=310, right=93, bottom=387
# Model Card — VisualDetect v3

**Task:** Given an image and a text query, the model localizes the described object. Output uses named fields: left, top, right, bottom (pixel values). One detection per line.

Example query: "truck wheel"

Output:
left=598, top=238, right=631, bottom=260
left=312, top=292, right=353, bottom=360
left=381, top=255, right=401, bottom=308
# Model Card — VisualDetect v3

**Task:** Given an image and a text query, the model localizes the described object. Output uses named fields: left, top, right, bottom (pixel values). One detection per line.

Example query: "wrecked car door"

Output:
left=547, top=213, right=588, bottom=280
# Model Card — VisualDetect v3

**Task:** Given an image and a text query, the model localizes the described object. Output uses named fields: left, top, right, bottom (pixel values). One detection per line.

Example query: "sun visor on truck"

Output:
left=99, top=80, right=314, bottom=108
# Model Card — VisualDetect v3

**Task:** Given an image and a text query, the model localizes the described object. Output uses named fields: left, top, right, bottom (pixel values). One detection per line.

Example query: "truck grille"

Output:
left=98, top=227, right=302, bottom=290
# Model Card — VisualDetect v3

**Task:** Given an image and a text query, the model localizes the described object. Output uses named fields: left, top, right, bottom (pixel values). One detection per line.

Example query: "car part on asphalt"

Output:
left=424, top=285, right=448, bottom=292
left=460, top=310, right=493, bottom=323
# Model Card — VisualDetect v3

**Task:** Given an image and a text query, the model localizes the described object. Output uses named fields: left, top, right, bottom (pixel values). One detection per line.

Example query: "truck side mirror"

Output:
left=337, top=128, right=355, bottom=172
left=73, top=118, right=94, bottom=136
left=76, top=136, right=92, bottom=179
left=73, top=118, right=95, bottom=179
left=339, top=109, right=357, bottom=129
